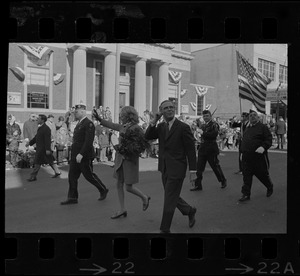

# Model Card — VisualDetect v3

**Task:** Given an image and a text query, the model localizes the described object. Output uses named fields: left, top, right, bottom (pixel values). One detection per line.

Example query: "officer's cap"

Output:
left=75, top=104, right=86, bottom=110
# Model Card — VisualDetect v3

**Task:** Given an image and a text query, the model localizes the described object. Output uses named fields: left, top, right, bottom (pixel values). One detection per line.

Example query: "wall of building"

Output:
left=8, top=44, right=25, bottom=109
left=191, top=44, right=254, bottom=119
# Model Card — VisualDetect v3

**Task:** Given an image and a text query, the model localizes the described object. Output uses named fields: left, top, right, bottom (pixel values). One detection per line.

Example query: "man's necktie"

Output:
left=165, top=122, right=169, bottom=139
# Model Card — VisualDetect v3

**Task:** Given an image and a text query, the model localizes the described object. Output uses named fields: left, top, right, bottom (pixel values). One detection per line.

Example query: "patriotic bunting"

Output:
left=236, top=51, right=271, bottom=114
left=18, top=45, right=53, bottom=66
left=168, top=70, right=182, bottom=84
left=53, top=73, right=65, bottom=85
left=204, top=104, right=211, bottom=110
left=195, top=85, right=208, bottom=97
left=9, top=66, right=25, bottom=81
left=190, top=102, right=197, bottom=111
left=180, top=89, right=187, bottom=97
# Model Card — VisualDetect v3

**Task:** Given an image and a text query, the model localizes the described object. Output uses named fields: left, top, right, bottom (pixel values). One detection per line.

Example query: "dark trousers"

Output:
left=30, top=163, right=56, bottom=179
left=67, top=158, right=107, bottom=199
left=238, top=143, right=243, bottom=172
left=276, top=134, right=285, bottom=148
left=160, top=171, right=192, bottom=232
left=195, top=152, right=226, bottom=187
left=241, top=152, right=274, bottom=196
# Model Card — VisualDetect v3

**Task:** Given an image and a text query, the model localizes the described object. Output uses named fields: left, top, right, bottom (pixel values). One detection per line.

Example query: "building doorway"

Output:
left=119, top=92, right=126, bottom=110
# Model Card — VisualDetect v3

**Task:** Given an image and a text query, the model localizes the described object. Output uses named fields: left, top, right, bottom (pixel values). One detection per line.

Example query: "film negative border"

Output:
left=7, top=1, right=300, bottom=42
left=5, top=1, right=300, bottom=275
left=4, top=234, right=300, bottom=275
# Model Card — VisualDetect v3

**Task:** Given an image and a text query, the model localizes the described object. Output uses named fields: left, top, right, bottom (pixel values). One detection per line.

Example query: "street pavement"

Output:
left=5, top=148, right=287, bottom=234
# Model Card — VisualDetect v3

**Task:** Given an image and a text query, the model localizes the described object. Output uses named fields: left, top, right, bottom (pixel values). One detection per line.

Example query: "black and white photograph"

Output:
left=5, top=43, right=287, bottom=234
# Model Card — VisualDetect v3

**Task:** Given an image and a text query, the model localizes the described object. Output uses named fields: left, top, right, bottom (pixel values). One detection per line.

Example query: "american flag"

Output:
left=236, top=51, right=271, bottom=113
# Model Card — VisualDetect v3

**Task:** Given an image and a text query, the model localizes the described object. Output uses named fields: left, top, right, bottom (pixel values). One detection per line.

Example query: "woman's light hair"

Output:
left=120, top=106, right=139, bottom=124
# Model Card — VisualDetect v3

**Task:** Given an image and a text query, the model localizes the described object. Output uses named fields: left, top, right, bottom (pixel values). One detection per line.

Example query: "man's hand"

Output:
left=150, top=112, right=162, bottom=126
left=255, top=146, right=265, bottom=154
left=76, top=153, right=83, bottom=163
left=189, top=171, right=197, bottom=183
left=46, top=150, right=52, bottom=155
left=198, top=129, right=203, bottom=135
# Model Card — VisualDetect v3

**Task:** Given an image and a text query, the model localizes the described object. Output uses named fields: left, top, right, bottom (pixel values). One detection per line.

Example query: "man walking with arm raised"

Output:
left=145, top=100, right=197, bottom=233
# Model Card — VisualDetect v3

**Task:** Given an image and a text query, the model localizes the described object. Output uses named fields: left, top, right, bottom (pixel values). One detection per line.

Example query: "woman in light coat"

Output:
left=93, top=106, right=150, bottom=219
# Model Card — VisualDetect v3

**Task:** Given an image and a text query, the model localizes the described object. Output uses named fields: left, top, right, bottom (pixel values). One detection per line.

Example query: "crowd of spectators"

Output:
left=6, top=106, right=288, bottom=169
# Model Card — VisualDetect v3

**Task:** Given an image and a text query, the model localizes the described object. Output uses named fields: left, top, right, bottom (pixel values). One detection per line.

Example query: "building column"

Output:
left=150, top=63, right=159, bottom=113
left=103, top=52, right=116, bottom=121
left=134, top=57, right=147, bottom=116
left=72, top=46, right=87, bottom=106
left=158, top=62, right=170, bottom=105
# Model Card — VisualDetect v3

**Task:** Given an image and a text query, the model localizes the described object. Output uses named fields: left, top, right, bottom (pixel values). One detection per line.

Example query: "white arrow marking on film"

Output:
left=225, top=263, right=254, bottom=274
left=80, top=263, right=107, bottom=275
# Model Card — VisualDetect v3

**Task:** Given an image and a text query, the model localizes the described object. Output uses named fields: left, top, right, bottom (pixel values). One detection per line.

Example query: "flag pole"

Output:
left=275, top=51, right=287, bottom=121
left=114, top=43, right=120, bottom=123
left=239, top=97, right=242, bottom=115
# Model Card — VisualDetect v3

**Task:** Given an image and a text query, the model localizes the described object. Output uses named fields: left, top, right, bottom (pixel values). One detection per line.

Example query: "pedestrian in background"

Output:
left=145, top=100, right=197, bottom=233
left=6, top=114, right=22, bottom=168
left=275, top=116, right=287, bottom=150
left=23, top=113, right=38, bottom=144
left=238, top=109, right=274, bottom=202
left=191, top=109, right=227, bottom=191
left=26, top=114, right=61, bottom=182
left=93, top=106, right=150, bottom=219
left=61, top=104, right=109, bottom=205
left=99, top=129, right=109, bottom=162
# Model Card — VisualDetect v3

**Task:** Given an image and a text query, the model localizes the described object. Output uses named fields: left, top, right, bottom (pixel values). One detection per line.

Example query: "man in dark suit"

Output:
left=231, top=112, right=250, bottom=175
left=191, top=109, right=227, bottom=191
left=145, top=100, right=197, bottom=233
left=238, top=109, right=274, bottom=202
left=61, top=104, right=108, bottom=205
left=26, top=114, right=61, bottom=181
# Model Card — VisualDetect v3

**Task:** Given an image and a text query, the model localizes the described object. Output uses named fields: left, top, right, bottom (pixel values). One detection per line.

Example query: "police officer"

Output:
left=191, top=109, right=227, bottom=191
left=61, top=104, right=109, bottom=205
left=239, top=109, right=274, bottom=202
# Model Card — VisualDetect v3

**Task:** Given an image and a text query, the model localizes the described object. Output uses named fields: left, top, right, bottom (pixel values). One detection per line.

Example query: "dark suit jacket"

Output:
left=29, top=123, right=53, bottom=165
left=71, top=117, right=95, bottom=160
left=145, top=118, right=197, bottom=179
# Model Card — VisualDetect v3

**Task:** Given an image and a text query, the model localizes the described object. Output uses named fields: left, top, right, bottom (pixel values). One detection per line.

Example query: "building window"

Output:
left=129, top=66, right=135, bottom=106
left=120, top=65, right=126, bottom=76
left=197, top=95, right=204, bottom=116
left=95, top=61, right=103, bottom=108
left=258, top=58, right=275, bottom=81
left=279, top=64, right=287, bottom=84
left=26, top=60, right=50, bottom=109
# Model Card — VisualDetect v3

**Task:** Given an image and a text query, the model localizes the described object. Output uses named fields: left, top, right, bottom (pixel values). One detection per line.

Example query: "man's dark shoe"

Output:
left=234, top=171, right=243, bottom=175
left=238, top=195, right=250, bottom=202
left=190, top=186, right=202, bottom=191
left=60, top=198, right=78, bottom=205
left=266, top=186, right=273, bottom=197
left=98, top=189, right=109, bottom=201
left=188, top=207, right=197, bottom=228
left=221, top=180, right=227, bottom=189
left=27, top=177, right=37, bottom=182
